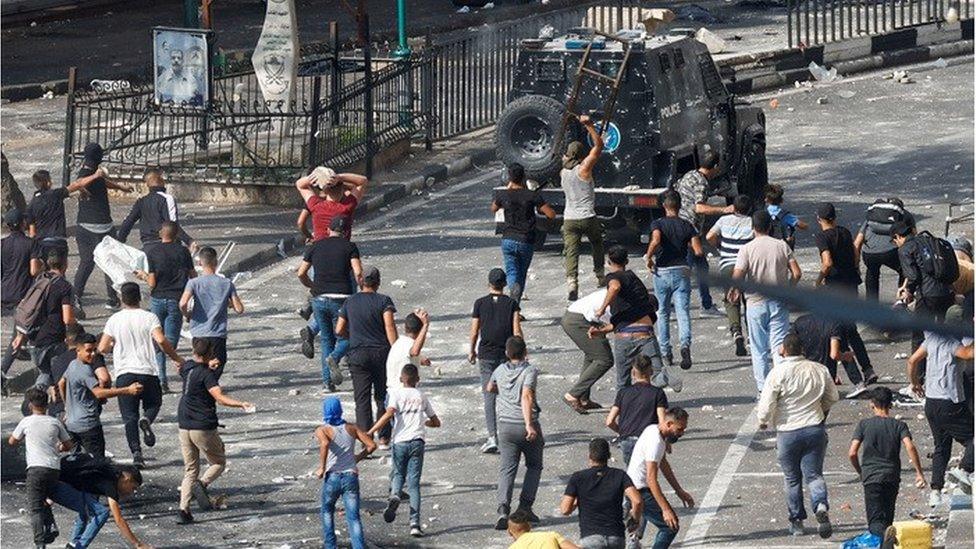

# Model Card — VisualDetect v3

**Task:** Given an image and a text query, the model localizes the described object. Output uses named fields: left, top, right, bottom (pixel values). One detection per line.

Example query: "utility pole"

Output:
left=393, top=0, right=411, bottom=59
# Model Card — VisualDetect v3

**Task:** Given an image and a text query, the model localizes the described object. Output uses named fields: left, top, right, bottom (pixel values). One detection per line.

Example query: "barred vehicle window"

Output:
left=697, top=53, right=727, bottom=100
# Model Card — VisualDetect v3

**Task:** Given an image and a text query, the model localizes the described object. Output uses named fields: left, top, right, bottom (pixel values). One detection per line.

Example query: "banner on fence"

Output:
left=152, top=27, right=212, bottom=108
left=252, top=0, right=300, bottom=111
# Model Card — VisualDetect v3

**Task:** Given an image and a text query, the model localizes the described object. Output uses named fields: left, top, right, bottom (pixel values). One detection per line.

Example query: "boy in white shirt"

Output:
left=369, top=364, right=441, bottom=538
left=384, top=310, right=431, bottom=392
left=98, top=282, right=184, bottom=467
left=8, top=387, right=73, bottom=546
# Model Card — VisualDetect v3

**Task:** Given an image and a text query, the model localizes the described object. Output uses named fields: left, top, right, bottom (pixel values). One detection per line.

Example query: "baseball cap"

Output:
left=330, top=216, right=349, bottom=234
left=362, top=266, right=380, bottom=286
left=816, top=202, right=836, bottom=221
left=488, top=268, right=507, bottom=288
left=3, top=208, right=23, bottom=227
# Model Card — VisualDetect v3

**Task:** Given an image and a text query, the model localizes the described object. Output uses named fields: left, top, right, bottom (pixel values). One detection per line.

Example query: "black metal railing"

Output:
left=787, top=0, right=972, bottom=47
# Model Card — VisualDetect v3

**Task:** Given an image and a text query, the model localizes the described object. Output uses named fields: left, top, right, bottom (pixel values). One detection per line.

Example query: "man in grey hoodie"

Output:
left=487, top=335, right=544, bottom=531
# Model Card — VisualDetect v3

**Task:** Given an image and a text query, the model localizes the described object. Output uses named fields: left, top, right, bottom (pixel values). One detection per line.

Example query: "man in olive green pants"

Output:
left=560, top=115, right=606, bottom=301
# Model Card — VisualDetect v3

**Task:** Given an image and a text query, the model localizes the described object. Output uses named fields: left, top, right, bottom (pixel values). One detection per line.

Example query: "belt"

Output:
left=613, top=330, right=654, bottom=339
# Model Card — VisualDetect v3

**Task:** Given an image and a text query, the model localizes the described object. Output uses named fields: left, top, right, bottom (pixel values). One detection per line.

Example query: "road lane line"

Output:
left=681, top=407, right=759, bottom=548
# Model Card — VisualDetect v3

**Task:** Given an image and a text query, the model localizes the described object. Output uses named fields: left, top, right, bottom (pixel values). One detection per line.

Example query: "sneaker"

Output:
left=378, top=439, right=391, bottom=451
left=516, top=506, right=540, bottom=524
left=481, top=436, right=498, bottom=454
left=734, top=333, right=748, bottom=356
left=494, top=504, right=510, bottom=530
left=383, top=497, right=400, bottom=523
left=131, top=452, right=146, bottom=469
left=192, top=482, right=212, bottom=511
left=788, top=519, right=805, bottom=536
left=814, top=503, right=832, bottom=539
left=862, top=368, right=879, bottom=386
left=176, top=509, right=194, bottom=525
left=663, top=353, right=674, bottom=368
left=679, top=347, right=692, bottom=370
left=299, top=327, right=315, bottom=359
left=298, top=302, right=313, bottom=321
left=568, top=289, right=578, bottom=302
left=846, top=383, right=870, bottom=399
left=325, top=382, right=337, bottom=393
left=105, top=300, right=120, bottom=310
left=138, top=418, right=156, bottom=447
left=700, top=305, right=725, bottom=318
left=928, top=489, right=942, bottom=507
left=326, top=356, right=344, bottom=386
left=948, top=468, right=972, bottom=494
left=410, top=525, right=424, bottom=537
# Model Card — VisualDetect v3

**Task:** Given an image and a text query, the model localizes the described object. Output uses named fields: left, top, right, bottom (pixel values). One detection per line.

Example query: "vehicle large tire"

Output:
left=737, top=132, right=767, bottom=208
left=496, top=94, right=574, bottom=183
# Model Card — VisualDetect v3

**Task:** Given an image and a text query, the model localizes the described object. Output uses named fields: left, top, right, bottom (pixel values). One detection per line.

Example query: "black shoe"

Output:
left=862, top=368, right=879, bottom=386
left=138, top=418, right=156, bottom=447
left=299, top=327, right=315, bottom=359
left=494, top=504, right=510, bottom=530
left=568, top=289, right=578, bottom=302
left=15, top=347, right=30, bottom=360
left=132, top=452, right=146, bottom=469
left=298, top=302, right=313, bottom=321
left=176, top=509, right=194, bottom=525
left=664, top=353, right=674, bottom=368
left=814, top=503, right=832, bottom=539
left=327, top=356, right=344, bottom=386
left=383, top=497, right=400, bottom=523
left=516, top=506, right=540, bottom=524
left=326, top=382, right=337, bottom=393
left=191, top=482, right=212, bottom=510
left=734, top=333, right=748, bottom=357
left=679, top=347, right=692, bottom=370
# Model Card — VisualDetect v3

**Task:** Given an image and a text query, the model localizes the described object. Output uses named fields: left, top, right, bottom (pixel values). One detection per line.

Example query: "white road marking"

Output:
left=681, top=407, right=759, bottom=548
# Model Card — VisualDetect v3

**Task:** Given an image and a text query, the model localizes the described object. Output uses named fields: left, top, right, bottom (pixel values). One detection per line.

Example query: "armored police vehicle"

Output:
left=495, top=27, right=767, bottom=237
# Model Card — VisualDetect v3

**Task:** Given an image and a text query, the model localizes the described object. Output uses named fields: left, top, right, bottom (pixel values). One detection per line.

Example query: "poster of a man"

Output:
left=153, top=27, right=211, bottom=108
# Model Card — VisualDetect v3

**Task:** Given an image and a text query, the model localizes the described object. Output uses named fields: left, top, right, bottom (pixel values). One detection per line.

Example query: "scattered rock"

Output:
left=816, top=96, right=829, bottom=105
left=391, top=279, right=408, bottom=288
left=694, top=27, right=727, bottom=54
left=702, top=405, right=715, bottom=411
left=288, top=389, right=301, bottom=396
left=456, top=5, right=470, bottom=12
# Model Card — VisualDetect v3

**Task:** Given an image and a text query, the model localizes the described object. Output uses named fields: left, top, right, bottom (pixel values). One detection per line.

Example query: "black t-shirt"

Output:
left=613, top=382, right=669, bottom=437
left=472, top=293, right=520, bottom=362
left=32, top=274, right=75, bottom=347
left=27, top=187, right=70, bottom=240
left=340, top=292, right=396, bottom=351
left=62, top=460, right=120, bottom=500
left=605, top=270, right=654, bottom=329
left=1, top=231, right=38, bottom=307
left=815, top=227, right=861, bottom=287
left=564, top=466, right=634, bottom=538
left=853, top=416, right=912, bottom=484
left=147, top=241, right=194, bottom=299
left=650, top=217, right=697, bottom=268
left=76, top=176, right=112, bottom=225
left=495, top=188, right=546, bottom=244
left=793, top=313, right=846, bottom=369
left=178, top=360, right=220, bottom=430
left=303, top=237, right=360, bottom=295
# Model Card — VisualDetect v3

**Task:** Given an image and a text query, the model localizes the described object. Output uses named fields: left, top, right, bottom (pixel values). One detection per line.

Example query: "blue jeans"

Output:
left=776, top=424, right=829, bottom=522
left=311, top=296, right=348, bottom=385
left=150, top=297, right=183, bottom=387
left=687, top=250, right=712, bottom=310
left=391, top=439, right=426, bottom=526
left=501, top=239, right=535, bottom=304
left=50, top=481, right=110, bottom=549
left=321, top=471, right=365, bottom=549
left=745, top=299, right=790, bottom=392
left=652, top=267, right=692, bottom=354
left=307, top=271, right=358, bottom=336
left=639, top=487, right=679, bottom=548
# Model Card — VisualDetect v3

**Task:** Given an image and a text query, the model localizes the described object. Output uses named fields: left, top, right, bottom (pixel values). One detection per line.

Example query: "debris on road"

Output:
left=482, top=2, right=494, bottom=8
left=835, top=89, right=856, bottom=99
left=456, top=5, right=470, bottom=13
left=768, top=98, right=780, bottom=109
left=391, top=279, right=408, bottom=288
left=817, top=96, right=829, bottom=105
left=809, top=61, right=838, bottom=83
left=695, top=28, right=727, bottom=53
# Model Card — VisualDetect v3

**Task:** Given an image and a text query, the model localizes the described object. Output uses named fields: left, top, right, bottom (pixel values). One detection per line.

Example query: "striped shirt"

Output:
left=709, top=213, right=754, bottom=270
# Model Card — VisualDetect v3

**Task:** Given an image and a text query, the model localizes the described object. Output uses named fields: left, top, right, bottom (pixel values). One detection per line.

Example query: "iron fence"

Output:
left=787, top=0, right=973, bottom=47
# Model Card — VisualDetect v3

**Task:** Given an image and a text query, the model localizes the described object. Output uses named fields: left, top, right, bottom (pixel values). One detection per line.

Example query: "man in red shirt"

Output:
left=295, top=167, right=368, bottom=241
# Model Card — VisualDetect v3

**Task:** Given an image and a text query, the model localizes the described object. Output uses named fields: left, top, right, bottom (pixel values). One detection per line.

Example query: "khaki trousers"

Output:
left=179, top=428, right=226, bottom=510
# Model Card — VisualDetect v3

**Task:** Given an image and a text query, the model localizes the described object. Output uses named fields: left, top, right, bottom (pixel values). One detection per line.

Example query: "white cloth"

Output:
left=385, top=336, right=426, bottom=391
left=93, top=236, right=149, bottom=291
left=756, top=356, right=840, bottom=432
left=12, top=415, right=70, bottom=470
left=626, top=424, right=667, bottom=490
left=388, top=387, right=436, bottom=444
left=103, top=308, right=162, bottom=377
left=567, top=289, right=611, bottom=324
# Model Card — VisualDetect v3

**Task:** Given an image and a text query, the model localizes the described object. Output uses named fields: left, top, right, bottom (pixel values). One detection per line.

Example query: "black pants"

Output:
left=194, top=337, right=227, bottom=380
left=347, top=347, right=391, bottom=440
left=863, top=481, right=898, bottom=537
left=1, top=305, right=17, bottom=377
left=912, top=295, right=954, bottom=351
left=73, top=226, right=118, bottom=305
left=925, top=397, right=974, bottom=489
left=116, top=373, right=162, bottom=455
left=70, top=425, right=106, bottom=458
left=862, top=249, right=903, bottom=302
left=26, top=466, right=60, bottom=544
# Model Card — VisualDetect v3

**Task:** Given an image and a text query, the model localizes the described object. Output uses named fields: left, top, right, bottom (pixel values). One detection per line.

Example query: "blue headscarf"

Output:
left=322, top=397, right=345, bottom=426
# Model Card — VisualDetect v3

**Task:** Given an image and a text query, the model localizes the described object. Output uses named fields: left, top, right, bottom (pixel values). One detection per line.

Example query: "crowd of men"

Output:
left=0, top=132, right=973, bottom=549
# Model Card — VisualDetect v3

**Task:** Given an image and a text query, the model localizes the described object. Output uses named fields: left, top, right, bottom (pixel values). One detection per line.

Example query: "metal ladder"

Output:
left=555, top=29, right=634, bottom=155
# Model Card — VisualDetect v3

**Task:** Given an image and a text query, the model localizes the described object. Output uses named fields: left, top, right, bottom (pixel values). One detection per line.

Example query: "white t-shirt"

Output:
left=12, top=414, right=71, bottom=470
left=389, top=387, right=437, bottom=444
left=385, top=336, right=427, bottom=391
left=103, top=308, right=162, bottom=377
left=626, top=424, right=667, bottom=490
left=567, top=289, right=611, bottom=324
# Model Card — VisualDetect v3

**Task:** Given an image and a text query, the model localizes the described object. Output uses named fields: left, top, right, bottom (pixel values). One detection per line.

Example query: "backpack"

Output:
left=59, top=452, right=118, bottom=493
left=915, top=231, right=959, bottom=285
left=865, top=199, right=906, bottom=236
left=14, top=272, right=61, bottom=339
left=768, top=208, right=796, bottom=249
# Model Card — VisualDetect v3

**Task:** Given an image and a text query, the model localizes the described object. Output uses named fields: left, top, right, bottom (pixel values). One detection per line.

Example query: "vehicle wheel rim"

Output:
left=511, top=116, right=553, bottom=160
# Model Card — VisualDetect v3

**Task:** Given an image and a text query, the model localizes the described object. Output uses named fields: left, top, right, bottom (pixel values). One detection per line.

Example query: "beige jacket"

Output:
left=757, top=356, right=839, bottom=432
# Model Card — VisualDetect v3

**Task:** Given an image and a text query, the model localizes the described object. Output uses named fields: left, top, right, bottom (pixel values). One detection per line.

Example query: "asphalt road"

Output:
left=1, top=60, right=973, bottom=548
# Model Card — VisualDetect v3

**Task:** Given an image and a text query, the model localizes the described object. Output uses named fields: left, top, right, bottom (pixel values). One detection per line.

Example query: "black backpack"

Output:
left=769, top=208, right=796, bottom=249
left=915, top=231, right=959, bottom=285
left=865, top=199, right=906, bottom=236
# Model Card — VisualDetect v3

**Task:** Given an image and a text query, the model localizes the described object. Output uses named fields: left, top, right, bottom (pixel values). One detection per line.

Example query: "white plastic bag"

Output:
left=93, top=236, right=148, bottom=291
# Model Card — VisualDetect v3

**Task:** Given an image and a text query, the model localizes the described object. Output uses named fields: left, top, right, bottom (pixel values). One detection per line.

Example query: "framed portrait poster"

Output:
left=152, top=27, right=213, bottom=108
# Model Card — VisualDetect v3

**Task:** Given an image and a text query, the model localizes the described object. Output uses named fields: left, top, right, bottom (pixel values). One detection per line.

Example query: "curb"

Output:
left=719, top=19, right=974, bottom=94
left=219, top=146, right=495, bottom=276
left=946, top=492, right=974, bottom=546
